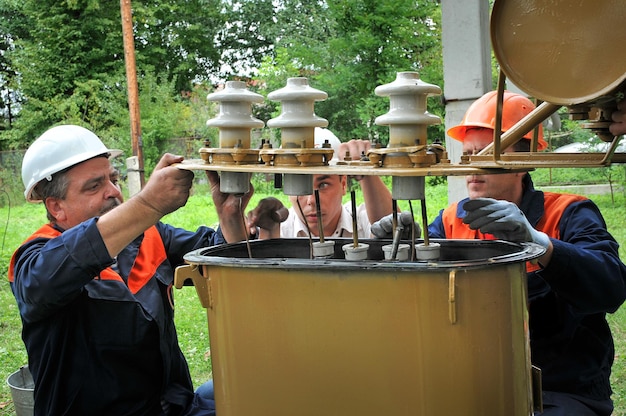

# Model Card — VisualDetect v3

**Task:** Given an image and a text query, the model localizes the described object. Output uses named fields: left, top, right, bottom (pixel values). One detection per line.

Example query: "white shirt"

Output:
left=281, top=202, right=371, bottom=238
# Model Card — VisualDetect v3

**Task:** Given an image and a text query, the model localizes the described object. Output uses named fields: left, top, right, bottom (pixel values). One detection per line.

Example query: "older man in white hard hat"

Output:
left=9, top=124, right=260, bottom=415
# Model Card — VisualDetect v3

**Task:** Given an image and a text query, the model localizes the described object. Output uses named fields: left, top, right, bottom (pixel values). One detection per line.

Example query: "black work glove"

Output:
left=463, top=198, right=550, bottom=249
left=371, top=211, right=421, bottom=240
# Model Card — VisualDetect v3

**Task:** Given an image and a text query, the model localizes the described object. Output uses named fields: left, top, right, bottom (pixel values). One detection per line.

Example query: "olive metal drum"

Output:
left=177, top=239, right=544, bottom=416
left=491, top=0, right=626, bottom=106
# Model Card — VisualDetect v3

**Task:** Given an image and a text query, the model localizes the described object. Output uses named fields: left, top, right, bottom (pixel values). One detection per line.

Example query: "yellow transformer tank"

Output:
left=176, top=238, right=544, bottom=416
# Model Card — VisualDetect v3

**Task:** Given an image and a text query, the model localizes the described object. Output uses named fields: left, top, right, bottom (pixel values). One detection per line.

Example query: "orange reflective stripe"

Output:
left=98, top=267, right=125, bottom=283
left=526, top=192, right=587, bottom=272
left=9, top=224, right=59, bottom=283
left=127, top=226, right=167, bottom=294
left=535, top=192, right=588, bottom=240
left=441, top=203, right=496, bottom=240
left=442, top=194, right=588, bottom=272
left=526, top=261, right=542, bottom=273
left=8, top=224, right=167, bottom=295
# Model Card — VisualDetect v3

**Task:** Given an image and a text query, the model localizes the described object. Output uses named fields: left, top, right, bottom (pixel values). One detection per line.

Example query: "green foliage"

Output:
left=104, top=74, right=219, bottom=175
left=531, top=167, right=623, bottom=187
left=1, top=0, right=445, bottom=153
left=0, top=75, right=218, bottom=204
left=0, top=0, right=231, bottom=149
left=0, top=153, right=24, bottom=207
left=254, top=0, right=443, bottom=144
left=216, top=0, right=276, bottom=79
left=131, top=0, right=230, bottom=91
left=11, top=0, right=122, bottom=99
left=0, top=0, right=124, bottom=145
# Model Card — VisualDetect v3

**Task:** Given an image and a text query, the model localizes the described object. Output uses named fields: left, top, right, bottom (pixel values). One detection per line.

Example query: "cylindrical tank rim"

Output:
left=183, top=238, right=545, bottom=271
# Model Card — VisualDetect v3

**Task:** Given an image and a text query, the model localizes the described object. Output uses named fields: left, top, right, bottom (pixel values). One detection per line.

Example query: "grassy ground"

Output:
left=0, top=174, right=625, bottom=414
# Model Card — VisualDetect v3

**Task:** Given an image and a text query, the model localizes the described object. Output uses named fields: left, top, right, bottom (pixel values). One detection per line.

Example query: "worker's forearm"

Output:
left=96, top=196, right=163, bottom=257
left=360, top=176, right=393, bottom=222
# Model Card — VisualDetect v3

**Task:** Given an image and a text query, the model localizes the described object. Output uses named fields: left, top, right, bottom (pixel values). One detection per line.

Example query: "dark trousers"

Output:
left=535, top=391, right=613, bottom=416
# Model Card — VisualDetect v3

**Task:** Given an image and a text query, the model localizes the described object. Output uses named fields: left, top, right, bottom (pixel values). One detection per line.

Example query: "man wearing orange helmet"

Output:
left=447, top=89, right=549, bottom=153
left=427, top=91, right=626, bottom=415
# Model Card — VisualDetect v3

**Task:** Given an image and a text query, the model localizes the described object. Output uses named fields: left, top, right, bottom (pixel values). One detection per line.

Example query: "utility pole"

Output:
left=120, top=0, right=145, bottom=195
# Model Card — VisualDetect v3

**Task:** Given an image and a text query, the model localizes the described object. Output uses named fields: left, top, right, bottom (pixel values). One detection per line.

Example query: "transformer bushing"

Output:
left=203, top=81, right=265, bottom=194
left=266, top=77, right=331, bottom=195
left=374, top=72, right=442, bottom=200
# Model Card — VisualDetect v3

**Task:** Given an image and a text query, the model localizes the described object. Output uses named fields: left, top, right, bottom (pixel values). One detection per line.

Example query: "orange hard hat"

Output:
left=447, top=91, right=547, bottom=151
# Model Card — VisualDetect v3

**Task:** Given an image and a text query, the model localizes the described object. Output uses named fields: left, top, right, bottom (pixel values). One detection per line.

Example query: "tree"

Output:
left=0, top=0, right=28, bottom=137
left=0, top=0, right=127, bottom=145
left=214, top=0, right=276, bottom=80
left=131, top=0, right=228, bottom=90
left=254, top=0, right=444, bottom=145
left=0, top=0, right=228, bottom=149
left=0, top=0, right=445, bottom=154
left=0, top=35, right=19, bottom=131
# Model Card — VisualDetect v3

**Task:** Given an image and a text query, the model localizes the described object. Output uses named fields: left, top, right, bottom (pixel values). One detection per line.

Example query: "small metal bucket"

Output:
left=6, top=366, right=34, bottom=416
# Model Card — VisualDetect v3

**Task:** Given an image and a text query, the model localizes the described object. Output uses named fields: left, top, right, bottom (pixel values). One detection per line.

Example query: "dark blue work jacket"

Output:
left=428, top=174, right=626, bottom=404
left=9, top=218, right=224, bottom=415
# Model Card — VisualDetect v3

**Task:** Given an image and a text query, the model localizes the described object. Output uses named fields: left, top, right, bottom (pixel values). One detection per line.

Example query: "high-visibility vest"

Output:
left=9, top=224, right=166, bottom=295
left=441, top=192, right=588, bottom=271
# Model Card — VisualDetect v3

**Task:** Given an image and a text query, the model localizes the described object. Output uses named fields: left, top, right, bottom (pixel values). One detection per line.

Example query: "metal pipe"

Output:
left=314, top=189, right=324, bottom=243
left=351, top=190, right=358, bottom=248
left=478, top=101, right=561, bottom=157
left=420, top=199, right=429, bottom=246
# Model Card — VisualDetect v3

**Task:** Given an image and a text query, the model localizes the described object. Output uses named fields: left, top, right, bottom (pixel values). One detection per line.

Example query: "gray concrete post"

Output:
left=441, top=0, right=493, bottom=202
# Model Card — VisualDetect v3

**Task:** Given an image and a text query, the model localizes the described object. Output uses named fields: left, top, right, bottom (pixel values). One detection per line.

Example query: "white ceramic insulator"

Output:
left=207, top=80, right=265, bottom=148
left=382, top=244, right=411, bottom=261
left=313, top=241, right=335, bottom=259
left=267, top=78, right=329, bottom=150
left=415, top=242, right=441, bottom=261
left=342, top=243, right=369, bottom=261
left=374, top=72, right=442, bottom=147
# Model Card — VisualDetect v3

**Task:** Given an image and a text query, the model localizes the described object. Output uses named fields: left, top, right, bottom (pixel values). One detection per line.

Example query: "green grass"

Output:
left=532, top=166, right=626, bottom=188
left=1, top=178, right=625, bottom=414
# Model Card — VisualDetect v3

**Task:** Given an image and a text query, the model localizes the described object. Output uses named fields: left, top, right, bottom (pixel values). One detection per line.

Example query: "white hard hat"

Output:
left=314, top=127, right=341, bottom=160
left=22, top=125, right=121, bottom=202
